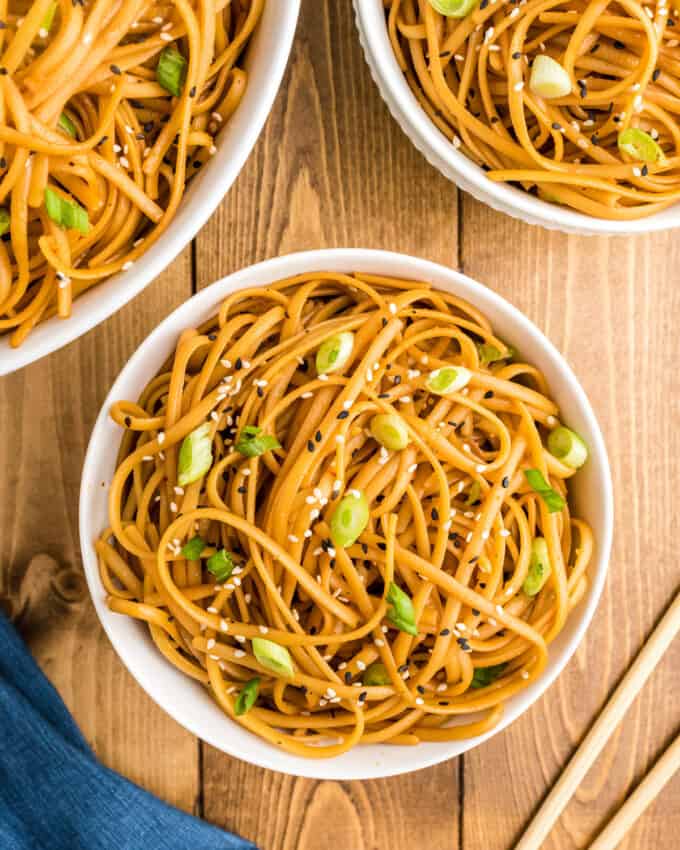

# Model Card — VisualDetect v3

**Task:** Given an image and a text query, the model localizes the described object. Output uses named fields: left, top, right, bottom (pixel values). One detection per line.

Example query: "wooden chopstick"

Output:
left=514, top=590, right=680, bottom=850
left=587, top=731, right=680, bottom=850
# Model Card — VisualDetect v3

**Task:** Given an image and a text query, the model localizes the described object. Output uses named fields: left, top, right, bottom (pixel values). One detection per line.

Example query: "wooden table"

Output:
left=1, top=2, right=678, bottom=848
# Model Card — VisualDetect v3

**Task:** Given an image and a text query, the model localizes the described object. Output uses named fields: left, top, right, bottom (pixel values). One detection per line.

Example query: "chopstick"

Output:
left=514, top=589, right=680, bottom=850
left=587, top=731, right=680, bottom=850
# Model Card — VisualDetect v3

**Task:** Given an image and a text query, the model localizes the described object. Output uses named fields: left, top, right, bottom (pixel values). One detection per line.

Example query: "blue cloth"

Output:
left=0, top=611, right=256, bottom=850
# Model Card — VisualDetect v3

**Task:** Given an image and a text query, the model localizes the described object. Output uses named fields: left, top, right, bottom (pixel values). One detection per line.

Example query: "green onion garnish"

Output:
left=428, top=0, right=479, bottom=18
left=156, top=46, right=187, bottom=97
left=547, top=425, right=588, bottom=469
left=41, top=2, right=57, bottom=34
left=251, top=638, right=294, bottom=678
left=177, top=422, right=213, bottom=486
left=329, top=491, right=369, bottom=549
left=465, top=481, right=481, bottom=506
left=0, top=208, right=9, bottom=237
left=206, top=549, right=236, bottom=582
left=426, top=365, right=471, bottom=396
left=234, top=677, right=260, bottom=716
left=316, top=331, right=354, bottom=375
left=524, top=468, right=565, bottom=513
left=529, top=55, right=572, bottom=99
left=44, top=187, right=90, bottom=234
left=363, top=662, right=391, bottom=686
left=523, top=537, right=551, bottom=596
left=470, top=663, right=507, bottom=689
left=58, top=112, right=77, bottom=138
left=386, top=581, right=418, bottom=636
left=618, top=128, right=666, bottom=164
left=369, top=413, right=409, bottom=451
left=234, top=424, right=281, bottom=458
left=477, top=343, right=514, bottom=366
left=181, top=535, right=205, bottom=560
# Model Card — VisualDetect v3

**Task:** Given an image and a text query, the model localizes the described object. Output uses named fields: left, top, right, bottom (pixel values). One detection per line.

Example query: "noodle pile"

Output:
left=98, top=272, right=593, bottom=757
left=0, top=0, right=262, bottom=347
left=386, top=0, right=680, bottom=219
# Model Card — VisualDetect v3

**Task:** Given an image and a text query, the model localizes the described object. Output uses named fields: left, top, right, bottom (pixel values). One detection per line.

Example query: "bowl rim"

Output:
left=79, top=248, right=614, bottom=780
left=0, top=1, right=301, bottom=377
left=352, top=0, right=680, bottom=237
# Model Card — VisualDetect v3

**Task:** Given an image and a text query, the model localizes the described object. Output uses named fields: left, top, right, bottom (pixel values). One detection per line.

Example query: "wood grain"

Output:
left=0, top=0, right=678, bottom=848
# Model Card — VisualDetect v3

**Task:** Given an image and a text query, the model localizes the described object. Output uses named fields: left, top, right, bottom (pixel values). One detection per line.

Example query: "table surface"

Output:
left=1, top=2, right=679, bottom=848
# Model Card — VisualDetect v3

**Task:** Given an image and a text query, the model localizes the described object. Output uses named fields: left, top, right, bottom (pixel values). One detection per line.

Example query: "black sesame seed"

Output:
left=512, top=51, right=521, bottom=60
left=376, top=493, right=385, bottom=503
left=502, top=476, right=510, bottom=488
left=440, top=628, right=451, bottom=636
left=551, top=122, right=563, bottom=131
left=653, top=68, right=661, bottom=82
left=613, top=40, right=625, bottom=50
left=110, top=64, right=122, bottom=75
left=0, top=157, right=6, bottom=169
left=315, top=430, right=322, bottom=442
left=189, top=86, right=197, bottom=97
left=484, top=390, right=494, bottom=399
left=257, top=387, right=264, bottom=398
left=393, top=375, right=402, bottom=385
left=417, top=685, right=425, bottom=694
left=398, top=664, right=409, bottom=673
left=238, top=485, right=247, bottom=494
left=307, top=440, right=315, bottom=452
left=359, top=691, right=367, bottom=702
left=431, top=508, right=439, bottom=520
left=378, top=392, right=390, bottom=399
left=377, top=542, right=387, bottom=551
left=124, top=416, right=132, bottom=427
left=344, top=671, right=352, bottom=684
left=235, top=357, right=243, bottom=370
left=337, top=410, right=349, bottom=419
left=641, top=165, right=649, bottom=176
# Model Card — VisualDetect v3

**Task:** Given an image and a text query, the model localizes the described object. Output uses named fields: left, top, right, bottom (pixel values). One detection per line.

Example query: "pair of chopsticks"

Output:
left=515, top=590, right=680, bottom=850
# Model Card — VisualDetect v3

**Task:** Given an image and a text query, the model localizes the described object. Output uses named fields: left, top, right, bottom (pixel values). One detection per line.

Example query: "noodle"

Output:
left=0, top=0, right=263, bottom=347
left=98, top=272, right=594, bottom=757
left=385, top=0, right=680, bottom=219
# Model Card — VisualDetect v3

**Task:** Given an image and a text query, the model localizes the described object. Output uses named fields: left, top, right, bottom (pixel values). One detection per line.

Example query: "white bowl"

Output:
left=80, top=248, right=613, bottom=779
left=0, top=2, right=300, bottom=377
left=353, top=0, right=680, bottom=236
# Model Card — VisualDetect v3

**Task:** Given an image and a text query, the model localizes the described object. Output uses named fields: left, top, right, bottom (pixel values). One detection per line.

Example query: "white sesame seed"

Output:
left=160, top=32, right=173, bottom=41
left=220, top=620, right=229, bottom=632
left=288, top=534, right=299, bottom=543
left=234, top=649, right=245, bottom=658
left=415, top=697, right=424, bottom=705
left=388, top=302, right=397, bottom=315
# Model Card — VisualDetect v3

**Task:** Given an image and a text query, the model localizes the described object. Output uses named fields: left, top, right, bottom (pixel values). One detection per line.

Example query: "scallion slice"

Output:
left=44, top=187, right=90, bottom=234
left=363, top=662, right=391, bottom=686
left=58, top=112, right=77, bottom=138
left=156, top=46, right=187, bottom=97
left=206, top=549, right=236, bottom=583
left=547, top=425, right=588, bottom=469
left=234, top=677, right=260, bottom=716
left=41, top=2, right=57, bottom=33
left=477, top=342, right=514, bottom=366
left=177, top=422, right=213, bottom=486
left=529, top=55, right=572, bottom=99
left=465, top=481, right=481, bottom=506
left=618, top=128, right=666, bottom=164
left=330, top=491, right=369, bottom=548
left=252, top=638, right=294, bottom=678
left=181, top=535, right=205, bottom=560
left=524, top=468, right=565, bottom=513
left=523, top=537, right=551, bottom=596
left=0, top=208, right=9, bottom=237
left=470, top=662, right=507, bottom=689
left=426, top=365, right=471, bottom=395
left=316, top=331, right=354, bottom=375
left=386, top=581, right=418, bottom=636
left=234, top=425, right=280, bottom=458
left=428, top=0, right=479, bottom=18
left=369, top=413, right=409, bottom=450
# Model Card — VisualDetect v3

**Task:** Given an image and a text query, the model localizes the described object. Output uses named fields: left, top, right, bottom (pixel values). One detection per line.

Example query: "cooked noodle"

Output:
left=98, top=271, right=594, bottom=756
left=386, top=0, right=680, bottom=219
left=0, top=0, right=262, bottom=347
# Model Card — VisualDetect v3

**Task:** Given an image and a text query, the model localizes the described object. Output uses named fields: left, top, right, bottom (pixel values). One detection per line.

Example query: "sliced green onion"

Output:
left=477, top=342, right=514, bottom=366
left=41, top=2, right=57, bottom=34
left=316, top=331, right=354, bottom=375
left=547, top=425, right=588, bottom=469
left=234, top=424, right=280, bottom=458
left=386, top=581, right=418, bottom=636
left=44, top=187, right=90, bottom=234
left=426, top=365, right=471, bottom=396
left=206, top=549, right=236, bottom=582
left=369, top=413, right=409, bottom=451
left=329, top=491, right=369, bottom=548
left=181, top=535, right=205, bottom=560
left=529, top=55, right=572, bottom=99
left=156, top=46, right=187, bottom=97
left=470, top=663, right=507, bottom=689
left=427, top=0, right=479, bottom=18
left=252, top=638, right=294, bottom=678
left=58, top=112, right=77, bottom=138
left=0, top=208, right=9, bottom=237
left=524, top=468, right=565, bottom=513
left=234, top=677, right=260, bottom=716
left=523, top=537, right=551, bottom=596
left=618, top=128, right=667, bottom=164
left=465, top=481, right=481, bottom=506
left=177, top=422, right=213, bottom=486
left=363, top=662, right=391, bottom=686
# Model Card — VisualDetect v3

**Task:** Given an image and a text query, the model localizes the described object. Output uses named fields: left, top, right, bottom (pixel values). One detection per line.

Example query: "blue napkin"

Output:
left=0, top=611, right=256, bottom=850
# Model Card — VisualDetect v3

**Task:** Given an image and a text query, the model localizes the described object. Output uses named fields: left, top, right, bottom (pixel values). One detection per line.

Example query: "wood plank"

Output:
left=195, top=1, right=460, bottom=847
left=460, top=197, right=680, bottom=850
left=0, top=252, right=198, bottom=811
